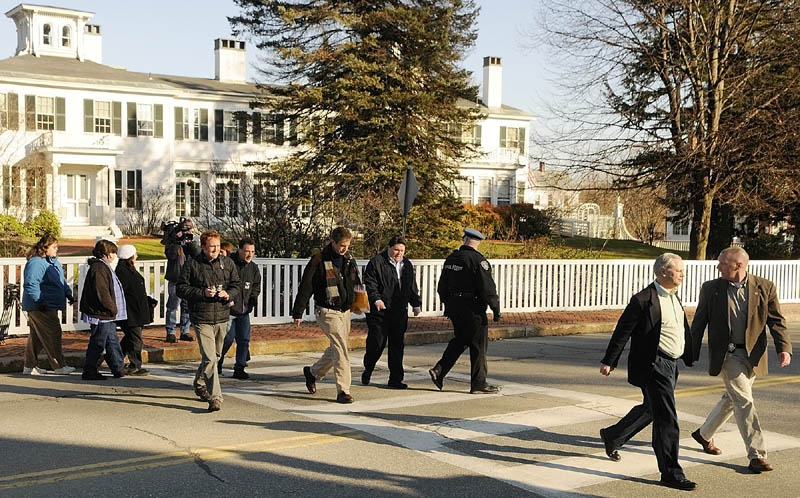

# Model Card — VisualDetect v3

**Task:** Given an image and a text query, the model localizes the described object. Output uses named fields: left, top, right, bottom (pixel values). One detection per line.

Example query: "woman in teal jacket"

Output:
left=21, top=234, right=75, bottom=375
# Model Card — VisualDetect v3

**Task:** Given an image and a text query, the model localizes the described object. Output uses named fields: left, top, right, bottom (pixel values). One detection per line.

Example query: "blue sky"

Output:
left=0, top=0, right=547, bottom=114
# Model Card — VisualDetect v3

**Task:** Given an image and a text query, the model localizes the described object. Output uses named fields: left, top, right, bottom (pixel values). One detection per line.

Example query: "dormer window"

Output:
left=42, top=24, right=51, bottom=45
left=62, top=26, right=71, bottom=47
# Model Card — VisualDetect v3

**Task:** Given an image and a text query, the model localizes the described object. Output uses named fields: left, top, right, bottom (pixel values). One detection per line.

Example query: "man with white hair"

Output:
left=599, top=253, right=697, bottom=491
left=690, top=246, right=792, bottom=474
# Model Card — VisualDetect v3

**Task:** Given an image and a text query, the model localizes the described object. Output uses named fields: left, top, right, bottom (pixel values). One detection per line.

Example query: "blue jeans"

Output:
left=165, top=281, right=190, bottom=336
left=220, top=313, right=251, bottom=369
left=83, top=321, right=125, bottom=375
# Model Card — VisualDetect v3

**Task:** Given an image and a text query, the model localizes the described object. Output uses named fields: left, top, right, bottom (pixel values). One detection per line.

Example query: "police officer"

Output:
left=429, top=228, right=501, bottom=394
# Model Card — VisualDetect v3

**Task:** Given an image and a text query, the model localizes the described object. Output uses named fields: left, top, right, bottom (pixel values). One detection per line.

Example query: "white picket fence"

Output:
left=1, top=257, right=799, bottom=337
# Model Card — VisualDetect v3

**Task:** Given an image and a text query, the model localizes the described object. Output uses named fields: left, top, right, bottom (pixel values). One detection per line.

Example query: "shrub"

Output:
left=494, top=204, right=554, bottom=240
left=0, top=215, right=30, bottom=238
left=26, top=210, right=61, bottom=238
left=743, top=234, right=792, bottom=260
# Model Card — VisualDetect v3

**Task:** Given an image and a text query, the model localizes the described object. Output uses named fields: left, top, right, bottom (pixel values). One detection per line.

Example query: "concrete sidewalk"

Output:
left=3, top=304, right=799, bottom=373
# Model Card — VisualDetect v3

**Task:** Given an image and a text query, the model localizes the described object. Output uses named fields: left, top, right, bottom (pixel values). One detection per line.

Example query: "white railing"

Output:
left=2, top=257, right=799, bottom=337
left=652, top=240, right=690, bottom=251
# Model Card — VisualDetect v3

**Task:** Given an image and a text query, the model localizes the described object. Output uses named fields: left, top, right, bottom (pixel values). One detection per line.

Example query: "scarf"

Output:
left=324, top=260, right=341, bottom=306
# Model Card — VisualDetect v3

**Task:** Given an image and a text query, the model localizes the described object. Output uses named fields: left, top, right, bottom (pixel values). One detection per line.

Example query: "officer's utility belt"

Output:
left=450, top=292, right=475, bottom=298
left=727, top=343, right=746, bottom=353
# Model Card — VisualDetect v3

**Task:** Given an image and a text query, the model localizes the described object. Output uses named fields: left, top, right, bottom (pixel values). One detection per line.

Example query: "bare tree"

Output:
left=123, top=186, right=172, bottom=235
left=532, top=0, right=800, bottom=258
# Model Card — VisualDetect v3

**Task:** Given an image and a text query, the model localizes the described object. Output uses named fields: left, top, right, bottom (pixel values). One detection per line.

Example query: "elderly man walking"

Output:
left=690, top=247, right=792, bottom=473
left=599, top=253, right=697, bottom=491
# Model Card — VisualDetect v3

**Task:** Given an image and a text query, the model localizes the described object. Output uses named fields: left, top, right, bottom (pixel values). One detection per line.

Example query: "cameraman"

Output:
left=177, top=230, right=240, bottom=412
left=162, top=217, right=201, bottom=343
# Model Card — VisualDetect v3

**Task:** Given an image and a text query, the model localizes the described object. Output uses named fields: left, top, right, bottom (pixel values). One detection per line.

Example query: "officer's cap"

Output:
left=463, top=228, right=485, bottom=241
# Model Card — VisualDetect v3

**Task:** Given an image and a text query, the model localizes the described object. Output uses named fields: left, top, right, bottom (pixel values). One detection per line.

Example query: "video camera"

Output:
left=161, top=217, right=194, bottom=244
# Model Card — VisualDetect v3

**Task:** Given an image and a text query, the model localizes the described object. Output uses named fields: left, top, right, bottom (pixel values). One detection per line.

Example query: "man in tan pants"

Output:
left=691, top=247, right=792, bottom=473
left=292, top=227, right=361, bottom=404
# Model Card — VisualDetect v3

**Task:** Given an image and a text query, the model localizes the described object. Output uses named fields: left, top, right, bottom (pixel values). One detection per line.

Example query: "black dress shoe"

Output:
left=81, top=371, right=106, bottom=381
left=470, top=384, right=500, bottom=394
left=166, top=335, right=178, bottom=343
left=660, top=476, right=697, bottom=491
left=112, top=370, right=125, bottom=378
left=179, top=334, right=195, bottom=342
left=128, top=368, right=149, bottom=376
left=361, top=369, right=372, bottom=386
left=387, top=380, right=408, bottom=389
left=303, top=366, right=316, bottom=394
left=232, top=368, right=250, bottom=380
left=429, top=368, right=443, bottom=391
left=599, top=428, right=621, bottom=461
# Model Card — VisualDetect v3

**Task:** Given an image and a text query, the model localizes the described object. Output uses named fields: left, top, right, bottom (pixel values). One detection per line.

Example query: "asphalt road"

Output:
left=1, top=325, right=799, bottom=498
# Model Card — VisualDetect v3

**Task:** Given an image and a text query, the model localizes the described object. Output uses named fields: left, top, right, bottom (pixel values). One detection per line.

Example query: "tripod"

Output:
left=0, top=283, right=22, bottom=343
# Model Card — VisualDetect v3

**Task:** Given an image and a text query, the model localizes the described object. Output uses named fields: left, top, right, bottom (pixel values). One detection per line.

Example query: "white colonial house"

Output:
left=0, top=4, right=535, bottom=237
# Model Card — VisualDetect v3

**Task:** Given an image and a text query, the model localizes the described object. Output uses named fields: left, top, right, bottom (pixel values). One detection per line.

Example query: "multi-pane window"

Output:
left=223, top=111, right=237, bottom=141
left=178, top=107, right=189, bottom=140
left=290, top=184, right=311, bottom=218
left=456, top=178, right=474, bottom=203
left=496, top=179, right=512, bottom=206
left=500, top=126, right=526, bottom=154
left=2, top=165, right=21, bottom=208
left=214, top=184, right=226, bottom=218
left=43, top=24, right=51, bottom=45
left=62, top=26, right=70, bottom=47
left=215, top=177, right=240, bottom=218
left=127, top=102, right=162, bottom=138
left=35, top=96, right=55, bottom=130
left=126, top=170, right=142, bottom=209
left=176, top=178, right=199, bottom=218
left=136, top=104, right=153, bottom=136
left=94, top=101, right=111, bottom=133
left=477, top=178, right=492, bottom=204
left=175, top=182, right=186, bottom=218
left=672, top=222, right=689, bottom=236
left=446, top=123, right=481, bottom=146
left=193, top=109, right=208, bottom=141
left=253, top=112, right=284, bottom=145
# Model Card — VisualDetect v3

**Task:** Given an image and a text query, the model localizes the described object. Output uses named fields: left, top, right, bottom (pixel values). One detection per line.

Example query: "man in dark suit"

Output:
left=599, top=253, right=697, bottom=491
left=690, top=246, right=792, bottom=473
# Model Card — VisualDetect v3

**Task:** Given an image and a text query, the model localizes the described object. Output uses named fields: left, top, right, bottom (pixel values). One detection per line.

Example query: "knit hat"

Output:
left=117, top=244, right=137, bottom=260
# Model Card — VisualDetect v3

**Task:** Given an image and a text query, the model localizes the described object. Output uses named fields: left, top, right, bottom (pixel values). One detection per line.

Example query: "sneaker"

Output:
left=54, top=366, right=75, bottom=375
left=166, top=335, right=178, bottom=344
left=208, top=399, right=221, bottom=412
left=179, top=334, right=195, bottom=342
left=22, top=367, right=44, bottom=375
left=336, top=392, right=354, bottom=404
left=232, top=368, right=250, bottom=380
left=81, top=371, right=106, bottom=381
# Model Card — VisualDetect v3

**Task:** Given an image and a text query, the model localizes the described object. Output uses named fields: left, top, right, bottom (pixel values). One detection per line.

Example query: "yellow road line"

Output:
left=624, top=375, right=800, bottom=399
left=0, top=431, right=359, bottom=490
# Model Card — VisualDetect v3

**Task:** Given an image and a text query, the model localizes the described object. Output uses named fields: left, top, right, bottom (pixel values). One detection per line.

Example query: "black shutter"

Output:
left=275, top=114, right=284, bottom=145
left=289, top=117, right=298, bottom=146
left=84, top=99, right=94, bottom=132
left=174, top=107, right=183, bottom=140
left=252, top=112, right=261, bottom=144
left=55, top=97, right=65, bottom=131
left=214, top=109, right=223, bottom=142
left=127, top=102, right=137, bottom=136
left=154, top=104, right=163, bottom=138
left=7, top=93, right=18, bottom=130
left=200, top=108, right=208, bottom=141
left=237, top=111, right=247, bottom=143
left=112, top=101, right=121, bottom=135
left=25, top=95, right=35, bottom=130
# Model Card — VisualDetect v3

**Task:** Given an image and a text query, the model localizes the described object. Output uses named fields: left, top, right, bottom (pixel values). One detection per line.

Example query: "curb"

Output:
left=0, top=321, right=618, bottom=374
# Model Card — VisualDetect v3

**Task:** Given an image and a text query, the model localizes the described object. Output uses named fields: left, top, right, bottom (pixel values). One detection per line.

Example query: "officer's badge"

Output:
left=480, top=260, right=490, bottom=271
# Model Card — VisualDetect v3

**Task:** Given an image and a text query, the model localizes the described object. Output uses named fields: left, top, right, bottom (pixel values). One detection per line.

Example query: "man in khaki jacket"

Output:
left=690, top=247, right=792, bottom=474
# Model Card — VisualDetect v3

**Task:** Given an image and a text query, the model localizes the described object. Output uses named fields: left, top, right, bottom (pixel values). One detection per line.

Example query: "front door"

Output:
left=65, top=173, right=90, bottom=224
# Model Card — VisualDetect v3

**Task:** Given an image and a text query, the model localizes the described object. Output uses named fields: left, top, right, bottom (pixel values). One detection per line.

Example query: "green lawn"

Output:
left=558, top=237, right=689, bottom=259
left=481, top=237, right=688, bottom=260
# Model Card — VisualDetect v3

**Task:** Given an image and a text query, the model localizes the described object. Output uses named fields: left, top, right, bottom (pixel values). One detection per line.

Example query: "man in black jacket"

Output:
left=599, top=253, right=697, bottom=491
left=177, top=230, right=240, bottom=412
left=219, top=237, right=261, bottom=379
left=291, top=227, right=361, bottom=404
left=361, top=235, right=422, bottom=389
left=162, top=217, right=201, bottom=343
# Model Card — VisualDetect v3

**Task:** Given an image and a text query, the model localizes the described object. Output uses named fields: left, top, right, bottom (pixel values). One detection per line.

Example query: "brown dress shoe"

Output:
left=303, top=366, right=316, bottom=394
left=691, top=430, right=722, bottom=455
left=336, top=392, right=354, bottom=404
left=748, top=458, right=773, bottom=473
